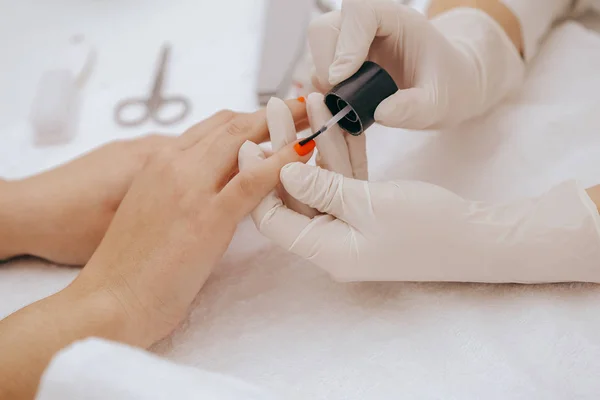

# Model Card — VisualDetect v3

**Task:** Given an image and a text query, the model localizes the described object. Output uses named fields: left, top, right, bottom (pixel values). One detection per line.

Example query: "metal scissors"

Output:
left=114, top=44, right=190, bottom=127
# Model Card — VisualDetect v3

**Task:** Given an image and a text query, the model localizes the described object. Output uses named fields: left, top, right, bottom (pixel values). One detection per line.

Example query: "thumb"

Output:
left=237, top=138, right=266, bottom=169
left=266, top=96, right=318, bottom=218
left=374, top=88, right=439, bottom=130
left=280, top=162, right=368, bottom=227
left=221, top=140, right=314, bottom=222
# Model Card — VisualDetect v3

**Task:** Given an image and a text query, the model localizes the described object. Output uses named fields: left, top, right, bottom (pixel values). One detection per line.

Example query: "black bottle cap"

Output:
left=324, top=61, right=398, bottom=136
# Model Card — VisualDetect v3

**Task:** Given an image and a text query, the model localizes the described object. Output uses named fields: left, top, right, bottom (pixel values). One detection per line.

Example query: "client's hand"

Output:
left=0, top=135, right=174, bottom=264
left=74, top=99, right=311, bottom=345
left=0, top=98, right=310, bottom=400
left=265, top=93, right=368, bottom=222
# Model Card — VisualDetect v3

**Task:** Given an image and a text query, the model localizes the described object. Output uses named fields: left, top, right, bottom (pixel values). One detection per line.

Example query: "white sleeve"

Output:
left=500, top=0, right=591, bottom=60
left=36, top=338, right=279, bottom=400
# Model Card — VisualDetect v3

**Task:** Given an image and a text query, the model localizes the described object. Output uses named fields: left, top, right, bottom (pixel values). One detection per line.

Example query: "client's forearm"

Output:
left=428, top=0, right=524, bottom=55
left=0, top=180, right=27, bottom=260
left=0, top=284, right=136, bottom=399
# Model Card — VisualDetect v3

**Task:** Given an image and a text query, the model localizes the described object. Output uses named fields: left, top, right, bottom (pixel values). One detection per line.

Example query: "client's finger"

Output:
left=267, top=98, right=297, bottom=151
left=179, top=98, right=308, bottom=151
left=183, top=98, right=309, bottom=185
left=218, top=140, right=314, bottom=222
left=234, top=141, right=349, bottom=261
left=267, top=97, right=318, bottom=218
left=178, top=109, right=238, bottom=149
left=243, top=98, right=308, bottom=144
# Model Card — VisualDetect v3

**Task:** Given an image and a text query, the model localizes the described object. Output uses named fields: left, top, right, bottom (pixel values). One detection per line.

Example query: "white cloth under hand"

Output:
left=37, top=338, right=276, bottom=400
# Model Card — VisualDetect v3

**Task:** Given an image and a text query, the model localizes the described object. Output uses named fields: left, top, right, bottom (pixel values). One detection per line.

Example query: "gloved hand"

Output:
left=265, top=93, right=367, bottom=218
left=239, top=156, right=600, bottom=283
left=308, top=0, right=525, bottom=129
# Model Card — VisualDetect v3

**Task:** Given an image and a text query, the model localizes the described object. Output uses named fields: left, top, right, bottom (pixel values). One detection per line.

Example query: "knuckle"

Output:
left=147, top=147, right=178, bottom=169
left=135, top=133, right=170, bottom=153
left=103, top=139, right=129, bottom=152
left=102, top=140, right=139, bottom=161
left=140, top=133, right=169, bottom=144
left=226, top=115, right=255, bottom=137
left=235, top=171, right=260, bottom=198
left=213, top=109, right=237, bottom=122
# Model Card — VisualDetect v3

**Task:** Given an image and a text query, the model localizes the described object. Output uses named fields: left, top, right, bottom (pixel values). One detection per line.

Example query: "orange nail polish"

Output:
left=297, top=96, right=306, bottom=103
left=294, top=140, right=315, bottom=156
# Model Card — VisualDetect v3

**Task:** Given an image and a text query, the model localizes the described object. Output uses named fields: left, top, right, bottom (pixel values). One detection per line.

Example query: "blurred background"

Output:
left=0, top=0, right=428, bottom=180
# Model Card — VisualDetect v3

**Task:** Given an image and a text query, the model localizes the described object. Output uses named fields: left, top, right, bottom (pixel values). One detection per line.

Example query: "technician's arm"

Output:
left=430, top=0, right=589, bottom=60
left=428, top=0, right=525, bottom=55
left=308, top=0, right=589, bottom=130
left=244, top=96, right=600, bottom=284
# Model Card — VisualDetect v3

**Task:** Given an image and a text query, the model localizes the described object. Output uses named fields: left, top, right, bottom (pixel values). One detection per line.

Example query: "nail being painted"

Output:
left=294, top=139, right=316, bottom=156
left=298, top=104, right=352, bottom=147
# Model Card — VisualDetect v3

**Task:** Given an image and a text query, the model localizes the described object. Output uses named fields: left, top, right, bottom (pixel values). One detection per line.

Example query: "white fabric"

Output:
left=36, top=338, right=277, bottom=400
left=308, top=1, right=524, bottom=129
left=3, top=5, right=600, bottom=400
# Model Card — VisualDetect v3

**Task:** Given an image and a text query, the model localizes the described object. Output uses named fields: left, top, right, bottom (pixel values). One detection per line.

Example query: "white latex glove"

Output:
left=308, top=0, right=525, bottom=129
left=264, top=93, right=367, bottom=218
left=239, top=156, right=600, bottom=283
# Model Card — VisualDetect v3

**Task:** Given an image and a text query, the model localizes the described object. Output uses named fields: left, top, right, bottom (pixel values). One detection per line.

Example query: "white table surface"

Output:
left=0, top=0, right=269, bottom=178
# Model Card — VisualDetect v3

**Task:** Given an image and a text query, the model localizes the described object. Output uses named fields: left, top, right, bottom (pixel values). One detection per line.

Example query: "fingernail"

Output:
left=294, top=140, right=316, bottom=156
left=297, top=96, right=306, bottom=103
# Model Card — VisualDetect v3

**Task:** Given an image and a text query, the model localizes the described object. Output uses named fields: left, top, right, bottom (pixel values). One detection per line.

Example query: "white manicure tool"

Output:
left=29, top=40, right=95, bottom=146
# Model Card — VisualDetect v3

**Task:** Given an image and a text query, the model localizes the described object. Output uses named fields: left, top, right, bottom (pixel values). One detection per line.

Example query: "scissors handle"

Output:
left=114, top=98, right=151, bottom=127
left=151, top=96, right=191, bottom=126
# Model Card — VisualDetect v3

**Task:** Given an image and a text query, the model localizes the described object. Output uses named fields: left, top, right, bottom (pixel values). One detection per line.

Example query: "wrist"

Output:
left=0, top=180, right=29, bottom=260
left=61, top=278, right=154, bottom=348
left=68, top=269, right=165, bottom=348
left=429, top=7, right=525, bottom=118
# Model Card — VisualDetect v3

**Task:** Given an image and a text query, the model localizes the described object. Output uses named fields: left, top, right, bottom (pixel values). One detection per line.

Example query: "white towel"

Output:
left=36, top=338, right=277, bottom=400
